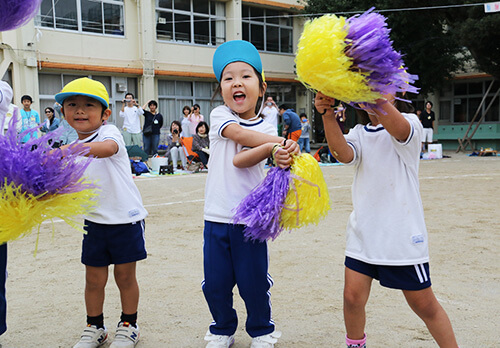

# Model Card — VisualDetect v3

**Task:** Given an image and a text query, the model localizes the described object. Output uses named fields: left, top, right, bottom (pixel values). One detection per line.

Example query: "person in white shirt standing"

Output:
left=261, top=96, right=279, bottom=131
left=119, top=92, right=144, bottom=147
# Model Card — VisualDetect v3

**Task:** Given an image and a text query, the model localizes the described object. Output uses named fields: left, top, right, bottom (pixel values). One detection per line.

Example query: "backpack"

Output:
left=130, top=160, right=150, bottom=175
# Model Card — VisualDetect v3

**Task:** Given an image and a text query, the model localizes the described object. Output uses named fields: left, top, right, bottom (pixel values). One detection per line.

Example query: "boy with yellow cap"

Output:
left=56, top=78, right=147, bottom=348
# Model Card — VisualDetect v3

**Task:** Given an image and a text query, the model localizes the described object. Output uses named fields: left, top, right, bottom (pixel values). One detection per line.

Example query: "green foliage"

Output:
left=300, top=0, right=498, bottom=96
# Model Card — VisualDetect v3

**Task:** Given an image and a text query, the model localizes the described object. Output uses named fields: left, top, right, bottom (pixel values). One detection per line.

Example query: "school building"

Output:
left=0, top=0, right=313, bottom=139
left=1, top=0, right=498, bottom=150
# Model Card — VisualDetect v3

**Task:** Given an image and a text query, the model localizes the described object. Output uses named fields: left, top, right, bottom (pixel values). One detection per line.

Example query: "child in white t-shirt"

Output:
left=202, top=40, right=299, bottom=348
left=56, top=78, right=147, bottom=348
left=315, top=91, right=459, bottom=348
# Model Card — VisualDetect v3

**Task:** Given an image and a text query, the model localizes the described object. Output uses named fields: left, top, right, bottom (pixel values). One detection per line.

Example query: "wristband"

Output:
left=271, top=144, right=281, bottom=158
left=271, top=143, right=283, bottom=166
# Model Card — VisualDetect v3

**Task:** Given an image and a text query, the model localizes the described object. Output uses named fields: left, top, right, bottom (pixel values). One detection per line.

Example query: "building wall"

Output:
left=0, top=0, right=309, bottom=136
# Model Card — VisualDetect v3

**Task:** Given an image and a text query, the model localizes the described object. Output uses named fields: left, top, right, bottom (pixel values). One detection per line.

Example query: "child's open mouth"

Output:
left=233, top=93, right=246, bottom=102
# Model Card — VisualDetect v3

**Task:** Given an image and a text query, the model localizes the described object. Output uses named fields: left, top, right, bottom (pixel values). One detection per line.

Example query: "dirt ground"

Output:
left=1, top=151, right=499, bottom=347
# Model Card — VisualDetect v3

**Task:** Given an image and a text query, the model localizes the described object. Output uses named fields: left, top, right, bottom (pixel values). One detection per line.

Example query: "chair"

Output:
left=181, top=136, right=200, bottom=163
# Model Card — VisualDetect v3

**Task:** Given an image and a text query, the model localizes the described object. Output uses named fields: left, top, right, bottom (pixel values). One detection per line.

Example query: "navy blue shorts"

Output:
left=82, top=220, right=147, bottom=267
left=345, top=256, right=432, bottom=291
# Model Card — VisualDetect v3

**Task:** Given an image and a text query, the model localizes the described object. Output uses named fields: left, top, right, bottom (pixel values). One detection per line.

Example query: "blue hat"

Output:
left=212, top=40, right=263, bottom=82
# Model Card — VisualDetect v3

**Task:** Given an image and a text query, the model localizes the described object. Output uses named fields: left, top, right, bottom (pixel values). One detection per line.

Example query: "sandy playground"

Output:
left=1, top=151, right=499, bottom=347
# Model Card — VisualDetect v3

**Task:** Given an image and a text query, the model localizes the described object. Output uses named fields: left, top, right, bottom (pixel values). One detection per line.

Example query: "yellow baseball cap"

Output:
left=55, top=77, right=109, bottom=108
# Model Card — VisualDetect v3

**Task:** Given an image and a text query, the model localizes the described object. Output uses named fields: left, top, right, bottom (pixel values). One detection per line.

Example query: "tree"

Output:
left=300, top=0, right=499, bottom=96
left=443, top=2, right=500, bottom=80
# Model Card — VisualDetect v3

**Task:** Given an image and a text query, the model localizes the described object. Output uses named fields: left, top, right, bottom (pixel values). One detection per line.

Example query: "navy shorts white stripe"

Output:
left=345, top=256, right=432, bottom=290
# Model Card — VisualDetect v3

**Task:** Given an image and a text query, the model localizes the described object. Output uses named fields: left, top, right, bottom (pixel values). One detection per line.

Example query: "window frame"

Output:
left=155, top=0, right=226, bottom=46
left=36, top=0, right=125, bottom=37
left=451, top=79, right=499, bottom=124
left=242, top=5, right=294, bottom=54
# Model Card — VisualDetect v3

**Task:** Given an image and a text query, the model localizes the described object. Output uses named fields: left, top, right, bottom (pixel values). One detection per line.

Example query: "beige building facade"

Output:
left=1, top=0, right=313, bottom=135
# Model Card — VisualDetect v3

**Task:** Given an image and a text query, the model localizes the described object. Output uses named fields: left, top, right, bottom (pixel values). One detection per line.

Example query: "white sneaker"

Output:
left=250, top=331, right=282, bottom=348
left=204, top=330, right=235, bottom=348
left=109, top=322, right=140, bottom=348
left=73, top=325, right=108, bottom=348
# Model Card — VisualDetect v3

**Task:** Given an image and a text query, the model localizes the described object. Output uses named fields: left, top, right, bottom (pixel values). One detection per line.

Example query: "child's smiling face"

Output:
left=63, top=95, right=110, bottom=139
left=220, top=61, right=266, bottom=120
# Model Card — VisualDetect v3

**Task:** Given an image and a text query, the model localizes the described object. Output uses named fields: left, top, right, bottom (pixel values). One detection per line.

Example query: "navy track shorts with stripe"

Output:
left=345, top=256, right=432, bottom=290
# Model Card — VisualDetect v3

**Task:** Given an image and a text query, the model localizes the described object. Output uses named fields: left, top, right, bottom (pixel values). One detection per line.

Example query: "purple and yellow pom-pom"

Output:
left=233, top=153, right=330, bottom=242
left=296, top=8, right=418, bottom=106
left=0, top=117, right=97, bottom=244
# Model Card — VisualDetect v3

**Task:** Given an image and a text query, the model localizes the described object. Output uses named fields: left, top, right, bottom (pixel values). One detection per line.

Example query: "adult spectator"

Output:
left=278, top=104, right=302, bottom=141
left=141, top=100, right=164, bottom=156
left=420, top=101, right=435, bottom=152
left=167, top=120, right=187, bottom=170
left=261, top=96, right=279, bottom=131
left=192, top=121, right=210, bottom=168
left=298, top=113, right=311, bottom=153
left=119, top=92, right=143, bottom=146
left=40, top=107, right=60, bottom=133
left=180, top=105, right=192, bottom=137
left=19, top=95, right=40, bottom=143
left=188, top=103, right=204, bottom=136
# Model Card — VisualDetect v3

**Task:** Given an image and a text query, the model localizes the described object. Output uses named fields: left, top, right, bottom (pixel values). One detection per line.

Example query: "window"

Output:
left=242, top=5, right=293, bottom=53
left=38, top=73, right=135, bottom=125
left=452, top=79, right=499, bottom=123
left=156, top=0, right=226, bottom=45
left=157, top=80, right=222, bottom=129
left=37, top=0, right=124, bottom=36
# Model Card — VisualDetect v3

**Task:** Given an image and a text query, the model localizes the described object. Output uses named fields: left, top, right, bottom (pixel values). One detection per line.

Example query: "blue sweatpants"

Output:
left=202, top=221, right=275, bottom=338
left=0, top=243, right=7, bottom=335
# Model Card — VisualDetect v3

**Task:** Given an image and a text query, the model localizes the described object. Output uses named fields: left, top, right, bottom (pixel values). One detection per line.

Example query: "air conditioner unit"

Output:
left=116, top=83, right=127, bottom=92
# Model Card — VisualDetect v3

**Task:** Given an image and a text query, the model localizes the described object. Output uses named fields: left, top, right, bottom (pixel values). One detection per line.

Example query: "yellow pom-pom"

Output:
left=0, top=182, right=97, bottom=245
left=280, top=153, right=330, bottom=229
left=295, top=15, right=380, bottom=103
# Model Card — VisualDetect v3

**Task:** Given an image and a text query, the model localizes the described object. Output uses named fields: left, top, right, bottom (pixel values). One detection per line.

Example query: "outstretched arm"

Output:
left=365, top=97, right=411, bottom=142
left=315, top=92, right=354, bottom=163
left=59, top=140, right=118, bottom=158
left=233, top=143, right=292, bottom=169
left=222, top=123, right=299, bottom=156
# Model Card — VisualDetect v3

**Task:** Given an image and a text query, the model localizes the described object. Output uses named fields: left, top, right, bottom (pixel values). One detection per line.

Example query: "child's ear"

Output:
left=101, top=108, right=112, bottom=121
left=260, top=81, right=268, bottom=97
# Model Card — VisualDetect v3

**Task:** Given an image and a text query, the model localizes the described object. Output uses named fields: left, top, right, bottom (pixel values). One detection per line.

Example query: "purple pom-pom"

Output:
left=0, top=0, right=43, bottom=31
left=0, top=116, right=94, bottom=196
left=233, top=167, right=291, bottom=242
left=346, top=8, right=418, bottom=102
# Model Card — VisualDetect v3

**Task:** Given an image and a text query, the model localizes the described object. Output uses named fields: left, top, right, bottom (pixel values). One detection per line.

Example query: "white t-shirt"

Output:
left=119, top=106, right=144, bottom=134
left=79, top=124, right=148, bottom=224
left=261, top=105, right=279, bottom=129
left=342, top=113, right=428, bottom=266
left=204, top=105, right=277, bottom=223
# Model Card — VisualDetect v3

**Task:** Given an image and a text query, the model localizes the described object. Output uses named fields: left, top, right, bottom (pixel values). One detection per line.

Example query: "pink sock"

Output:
left=346, top=333, right=366, bottom=347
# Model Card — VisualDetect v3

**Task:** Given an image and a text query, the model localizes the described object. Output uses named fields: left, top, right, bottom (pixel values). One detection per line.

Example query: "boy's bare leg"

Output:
left=85, top=265, right=109, bottom=316
left=343, top=267, right=373, bottom=340
left=403, top=287, right=458, bottom=348
left=114, top=262, right=139, bottom=315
